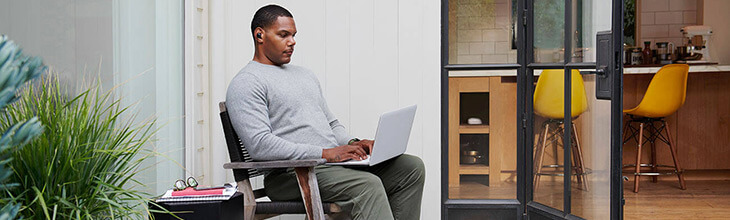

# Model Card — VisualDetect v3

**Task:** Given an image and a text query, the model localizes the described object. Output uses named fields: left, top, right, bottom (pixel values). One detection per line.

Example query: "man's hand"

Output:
left=352, top=139, right=374, bottom=155
left=322, top=144, right=369, bottom=162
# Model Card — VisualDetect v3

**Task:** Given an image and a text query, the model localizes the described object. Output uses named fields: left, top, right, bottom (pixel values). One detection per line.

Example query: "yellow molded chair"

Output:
left=623, top=64, right=689, bottom=193
left=532, top=69, right=589, bottom=191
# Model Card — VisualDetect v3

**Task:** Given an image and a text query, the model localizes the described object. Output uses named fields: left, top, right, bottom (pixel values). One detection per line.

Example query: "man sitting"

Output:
left=225, top=4, right=425, bottom=220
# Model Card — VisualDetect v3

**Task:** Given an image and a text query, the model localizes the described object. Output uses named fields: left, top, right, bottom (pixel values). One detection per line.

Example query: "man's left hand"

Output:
left=353, top=139, right=374, bottom=155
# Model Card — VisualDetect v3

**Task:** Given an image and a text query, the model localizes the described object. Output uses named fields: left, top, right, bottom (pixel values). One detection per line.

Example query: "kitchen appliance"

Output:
left=656, top=42, right=674, bottom=64
left=681, top=25, right=713, bottom=62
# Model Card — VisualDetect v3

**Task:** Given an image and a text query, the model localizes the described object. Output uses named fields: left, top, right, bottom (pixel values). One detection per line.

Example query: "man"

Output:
left=225, top=4, right=425, bottom=220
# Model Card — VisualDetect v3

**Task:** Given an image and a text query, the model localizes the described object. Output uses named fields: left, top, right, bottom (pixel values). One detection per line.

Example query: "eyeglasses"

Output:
left=173, top=177, right=199, bottom=191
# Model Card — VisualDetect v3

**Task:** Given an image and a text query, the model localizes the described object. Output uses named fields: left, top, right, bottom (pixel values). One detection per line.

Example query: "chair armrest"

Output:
left=223, top=159, right=326, bottom=169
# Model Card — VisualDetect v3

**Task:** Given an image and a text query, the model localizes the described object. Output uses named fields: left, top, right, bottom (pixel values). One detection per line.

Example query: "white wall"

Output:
left=702, top=0, right=730, bottom=65
left=200, top=0, right=441, bottom=219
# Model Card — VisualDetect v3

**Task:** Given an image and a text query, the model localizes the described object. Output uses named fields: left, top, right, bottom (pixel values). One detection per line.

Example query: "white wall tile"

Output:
left=642, top=0, right=670, bottom=12
left=683, top=11, right=697, bottom=24
left=670, top=0, right=697, bottom=11
left=642, top=12, right=656, bottom=25
left=469, top=42, right=496, bottom=55
left=482, top=54, right=508, bottom=63
left=458, top=55, right=482, bottom=63
left=495, top=41, right=510, bottom=54
left=654, top=11, right=684, bottom=24
left=668, top=24, right=686, bottom=37
left=482, top=29, right=509, bottom=42
left=458, top=42, right=470, bottom=55
left=642, top=25, right=669, bottom=38
left=458, top=29, right=483, bottom=42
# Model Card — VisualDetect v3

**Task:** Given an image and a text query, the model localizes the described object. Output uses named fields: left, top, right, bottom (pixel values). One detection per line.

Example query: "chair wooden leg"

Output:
left=237, top=179, right=257, bottom=220
left=534, top=123, right=550, bottom=191
left=634, top=122, right=644, bottom=193
left=663, top=121, right=687, bottom=190
left=295, top=167, right=325, bottom=220
left=572, top=124, right=589, bottom=191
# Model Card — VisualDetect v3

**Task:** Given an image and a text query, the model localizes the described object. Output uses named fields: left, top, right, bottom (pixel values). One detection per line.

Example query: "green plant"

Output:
left=0, top=35, right=45, bottom=220
left=0, top=72, right=158, bottom=219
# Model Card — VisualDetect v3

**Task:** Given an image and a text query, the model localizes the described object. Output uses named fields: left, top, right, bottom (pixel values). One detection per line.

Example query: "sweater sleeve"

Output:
left=313, top=75, right=354, bottom=146
left=226, top=74, right=323, bottom=161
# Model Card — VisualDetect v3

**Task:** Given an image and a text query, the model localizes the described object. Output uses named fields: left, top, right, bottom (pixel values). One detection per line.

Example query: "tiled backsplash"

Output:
left=449, top=0, right=516, bottom=64
left=640, top=0, right=700, bottom=48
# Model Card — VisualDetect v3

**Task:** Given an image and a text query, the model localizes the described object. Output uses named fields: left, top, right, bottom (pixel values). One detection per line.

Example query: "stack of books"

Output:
left=156, top=183, right=237, bottom=203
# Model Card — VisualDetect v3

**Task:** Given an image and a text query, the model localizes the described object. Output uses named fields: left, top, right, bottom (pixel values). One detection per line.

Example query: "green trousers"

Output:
left=264, top=154, right=425, bottom=220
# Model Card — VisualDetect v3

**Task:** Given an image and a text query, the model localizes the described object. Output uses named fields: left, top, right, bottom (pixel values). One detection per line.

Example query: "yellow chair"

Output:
left=623, top=64, right=689, bottom=193
left=533, top=69, right=589, bottom=191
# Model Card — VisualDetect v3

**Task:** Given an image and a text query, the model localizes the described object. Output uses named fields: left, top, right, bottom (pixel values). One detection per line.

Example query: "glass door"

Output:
left=525, top=0, right=623, bottom=219
left=441, top=0, right=622, bottom=219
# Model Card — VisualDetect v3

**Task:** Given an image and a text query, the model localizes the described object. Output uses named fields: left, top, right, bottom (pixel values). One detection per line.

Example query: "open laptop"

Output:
left=327, top=105, right=417, bottom=166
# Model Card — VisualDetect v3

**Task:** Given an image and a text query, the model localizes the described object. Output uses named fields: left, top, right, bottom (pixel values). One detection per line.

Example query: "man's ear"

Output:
left=254, top=27, right=265, bottom=44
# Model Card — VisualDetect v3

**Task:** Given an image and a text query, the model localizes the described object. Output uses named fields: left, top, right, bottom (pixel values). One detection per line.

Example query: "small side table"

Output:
left=149, top=192, right=244, bottom=220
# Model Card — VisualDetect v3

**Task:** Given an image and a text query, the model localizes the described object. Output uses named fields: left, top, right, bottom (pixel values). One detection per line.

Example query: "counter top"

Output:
left=448, top=65, right=730, bottom=77
left=622, top=65, right=730, bottom=74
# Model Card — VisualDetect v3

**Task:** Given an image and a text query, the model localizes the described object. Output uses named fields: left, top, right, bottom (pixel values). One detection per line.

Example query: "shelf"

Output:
left=459, top=164, right=490, bottom=175
left=459, top=125, right=490, bottom=134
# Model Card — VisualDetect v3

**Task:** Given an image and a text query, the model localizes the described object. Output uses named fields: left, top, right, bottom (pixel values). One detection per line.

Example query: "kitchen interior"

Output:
left=447, top=0, right=730, bottom=219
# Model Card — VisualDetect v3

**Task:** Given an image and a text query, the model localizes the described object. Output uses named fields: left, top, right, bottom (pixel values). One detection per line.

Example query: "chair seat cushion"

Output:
left=256, top=201, right=341, bottom=214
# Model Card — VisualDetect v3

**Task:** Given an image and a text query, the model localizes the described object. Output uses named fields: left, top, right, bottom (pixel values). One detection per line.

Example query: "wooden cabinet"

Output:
left=448, top=77, right=517, bottom=189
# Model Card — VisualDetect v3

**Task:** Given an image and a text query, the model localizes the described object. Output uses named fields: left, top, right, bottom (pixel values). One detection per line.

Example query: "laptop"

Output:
left=327, top=105, right=417, bottom=166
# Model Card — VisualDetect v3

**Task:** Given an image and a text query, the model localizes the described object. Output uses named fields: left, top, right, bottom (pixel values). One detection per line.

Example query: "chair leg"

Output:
left=662, top=121, right=687, bottom=190
left=634, top=122, right=644, bottom=193
left=572, top=123, right=589, bottom=191
left=534, top=123, right=550, bottom=191
left=237, top=179, right=257, bottom=220
left=650, top=135, right=658, bottom=183
left=294, top=167, right=326, bottom=220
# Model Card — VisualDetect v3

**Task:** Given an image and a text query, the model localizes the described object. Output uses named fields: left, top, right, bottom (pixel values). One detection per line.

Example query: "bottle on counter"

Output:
left=642, top=41, right=653, bottom=65
left=631, top=48, right=642, bottom=65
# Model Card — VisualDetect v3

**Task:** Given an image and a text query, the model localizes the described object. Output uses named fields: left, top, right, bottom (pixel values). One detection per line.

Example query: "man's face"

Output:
left=260, top=16, right=297, bottom=65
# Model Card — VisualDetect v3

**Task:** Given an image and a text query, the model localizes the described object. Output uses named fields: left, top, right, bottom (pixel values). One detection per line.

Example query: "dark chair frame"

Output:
left=219, top=102, right=347, bottom=220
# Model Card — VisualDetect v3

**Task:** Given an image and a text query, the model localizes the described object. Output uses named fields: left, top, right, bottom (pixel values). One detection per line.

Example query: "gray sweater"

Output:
left=225, top=61, right=353, bottom=161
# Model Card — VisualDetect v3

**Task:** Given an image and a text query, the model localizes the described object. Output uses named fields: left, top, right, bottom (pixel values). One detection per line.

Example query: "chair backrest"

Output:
left=533, top=69, right=588, bottom=119
left=629, top=64, right=690, bottom=118
left=219, top=102, right=262, bottom=181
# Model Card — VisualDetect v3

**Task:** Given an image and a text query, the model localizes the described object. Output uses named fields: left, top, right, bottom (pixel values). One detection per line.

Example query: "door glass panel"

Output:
left=448, top=0, right=518, bottom=64
left=448, top=74, right=517, bottom=200
left=570, top=0, right=612, bottom=219
left=531, top=69, right=564, bottom=211
left=533, top=0, right=565, bottom=63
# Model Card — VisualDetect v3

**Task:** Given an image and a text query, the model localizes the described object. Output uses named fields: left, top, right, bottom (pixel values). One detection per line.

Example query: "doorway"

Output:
left=441, top=0, right=624, bottom=219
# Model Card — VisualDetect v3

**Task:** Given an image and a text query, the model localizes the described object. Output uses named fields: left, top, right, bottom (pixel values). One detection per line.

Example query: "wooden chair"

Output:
left=219, top=102, right=349, bottom=220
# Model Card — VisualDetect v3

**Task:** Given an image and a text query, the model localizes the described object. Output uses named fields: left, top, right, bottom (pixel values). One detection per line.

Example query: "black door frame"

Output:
left=440, top=0, right=624, bottom=219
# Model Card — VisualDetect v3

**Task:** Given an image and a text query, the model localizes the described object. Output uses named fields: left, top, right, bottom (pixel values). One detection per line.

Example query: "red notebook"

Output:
left=171, top=187, right=224, bottom=197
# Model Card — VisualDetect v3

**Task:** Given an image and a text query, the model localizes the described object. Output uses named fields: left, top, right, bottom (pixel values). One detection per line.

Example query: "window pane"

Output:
left=448, top=74, right=517, bottom=200
left=449, top=0, right=518, bottom=64
left=0, top=0, right=185, bottom=196
left=533, top=0, right=565, bottom=63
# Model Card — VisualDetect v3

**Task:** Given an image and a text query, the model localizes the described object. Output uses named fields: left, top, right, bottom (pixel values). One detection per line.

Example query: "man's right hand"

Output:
left=322, top=145, right=369, bottom=162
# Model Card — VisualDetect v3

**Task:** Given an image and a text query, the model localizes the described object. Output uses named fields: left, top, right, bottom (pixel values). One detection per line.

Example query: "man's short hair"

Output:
left=251, top=5, right=293, bottom=36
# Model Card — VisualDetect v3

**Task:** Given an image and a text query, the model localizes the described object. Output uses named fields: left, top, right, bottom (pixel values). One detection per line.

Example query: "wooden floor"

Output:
left=624, top=171, right=730, bottom=220
left=448, top=170, right=730, bottom=219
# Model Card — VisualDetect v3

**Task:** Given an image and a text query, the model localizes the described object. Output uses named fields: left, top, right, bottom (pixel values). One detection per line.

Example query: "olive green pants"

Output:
left=264, top=154, right=425, bottom=220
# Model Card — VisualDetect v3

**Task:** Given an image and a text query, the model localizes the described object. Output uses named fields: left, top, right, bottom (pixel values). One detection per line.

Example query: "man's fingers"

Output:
left=350, top=146, right=367, bottom=159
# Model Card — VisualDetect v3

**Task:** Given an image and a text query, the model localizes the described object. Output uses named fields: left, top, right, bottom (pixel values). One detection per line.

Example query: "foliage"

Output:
left=624, top=0, right=637, bottom=46
left=0, top=35, right=45, bottom=220
left=0, top=72, right=158, bottom=219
